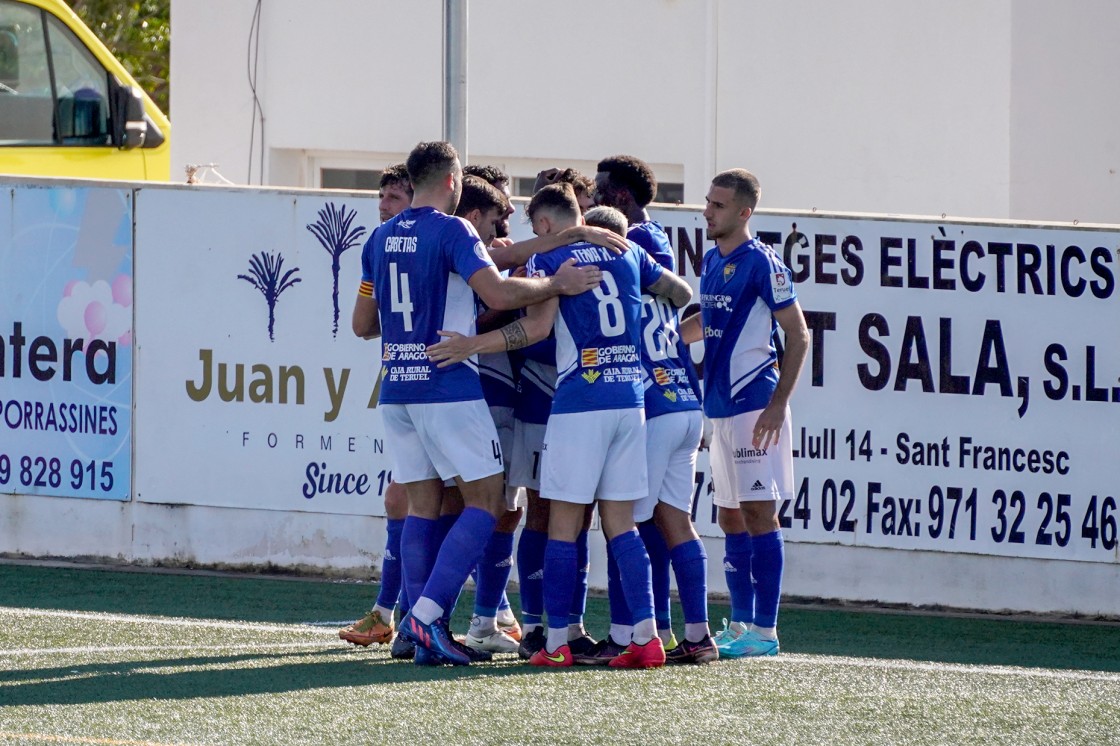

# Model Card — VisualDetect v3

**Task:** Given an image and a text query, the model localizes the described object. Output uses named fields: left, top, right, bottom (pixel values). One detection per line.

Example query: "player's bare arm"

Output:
left=469, top=261, right=601, bottom=311
left=646, top=270, right=693, bottom=308
left=427, top=298, right=558, bottom=367
left=488, top=225, right=629, bottom=270
left=679, top=311, right=702, bottom=345
left=753, top=300, right=809, bottom=449
left=351, top=292, right=381, bottom=339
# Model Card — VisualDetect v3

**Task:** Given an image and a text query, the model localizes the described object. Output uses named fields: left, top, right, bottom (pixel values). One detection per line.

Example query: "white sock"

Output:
left=470, top=614, right=496, bottom=635
left=685, top=622, right=710, bottom=643
left=546, top=626, right=568, bottom=653
left=754, top=625, right=777, bottom=640
left=609, top=624, right=633, bottom=645
left=522, top=622, right=542, bottom=635
left=496, top=607, right=518, bottom=626
left=631, top=618, right=656, bottom=645
left=658, top=628, right=675, bottom=644
left=372, top=604, right=394, bottom=622
left=567, top=622, right=587, bottom=640
left=410, top=597, right=443, bottom=626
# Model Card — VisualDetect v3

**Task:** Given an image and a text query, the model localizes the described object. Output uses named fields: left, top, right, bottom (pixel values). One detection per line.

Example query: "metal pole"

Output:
left=444, top=0, right=468, bottom=163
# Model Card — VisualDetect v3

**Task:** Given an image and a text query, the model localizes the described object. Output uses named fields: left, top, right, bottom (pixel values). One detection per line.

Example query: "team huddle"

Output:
left=344, top=141, right=809, bottom=668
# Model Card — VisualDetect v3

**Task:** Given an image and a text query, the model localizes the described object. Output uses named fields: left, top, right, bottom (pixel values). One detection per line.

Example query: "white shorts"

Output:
left=709, top=406, right=794, bottom=508
left=381, top=400, right=504, bottom=484
left=634, top=410, right=702, bottom=523
left=509, top=419, right=546, bottom=491
left=490, top=405, right=525, bottom=510
left=540, top=408, right=647, bottom=504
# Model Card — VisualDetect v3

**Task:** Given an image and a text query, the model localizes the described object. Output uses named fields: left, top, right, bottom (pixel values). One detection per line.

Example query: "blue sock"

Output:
left=421, top=507, right=496, bottom=618
left=516, top=528, right=547, bottom=626
left=606, top=540, right=633, bottom=626
left=609, top=530, right=654, bottom=624
left=569, top=530, right=590, bottom=627
left=751, top=530, right=784, bottom=629
left=638, top=520, right=672, bottom=631
left=436, top=513, right=461, bottom=623
left=725, top=531, right=754, bottom=624
left=543, top=539, right=577, bottom=633
left=400, top=516, right=438, bottom=617
left=473, top=530, right=515, bottom=617
left=669, top=539, right=709, bottom=625
left=375, top=518, right=404, bottom=610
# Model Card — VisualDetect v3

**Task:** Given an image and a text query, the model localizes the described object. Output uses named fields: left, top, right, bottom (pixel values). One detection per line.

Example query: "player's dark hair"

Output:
left=464, top=164, right=510, bottom=191
left=596, top=154, right=658, bottom=207
left=528, top=183, right=580, bottom=220
left=407, top=141, right=459, bottom=190
left=454, top=175, right=508, bottom=218
left=583, top=206, right=628, bottom=237
left=711, top=168, right=761, bottom=210
left=379, top=163, right=413, bottom=195
left=556, top=168, right=594, bottom=200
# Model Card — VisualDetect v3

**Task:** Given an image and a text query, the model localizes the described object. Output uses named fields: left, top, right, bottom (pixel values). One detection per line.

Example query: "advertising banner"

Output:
left=642, top=207, right=1120, bottom=564
left=0, top=185, right=133, bottom=501
left=133, top=188, right=392, bottom=515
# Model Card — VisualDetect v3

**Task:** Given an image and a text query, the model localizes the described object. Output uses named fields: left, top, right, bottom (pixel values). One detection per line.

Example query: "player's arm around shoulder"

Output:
left=427, top=299, right=558, bottom=368
left=646, top=269, right=693, bottom=308
left=467, top=260, right=601, bottom=311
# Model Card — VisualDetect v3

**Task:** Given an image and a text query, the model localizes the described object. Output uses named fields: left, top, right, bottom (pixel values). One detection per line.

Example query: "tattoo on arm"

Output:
left=501, top=320, right=530, bottom=351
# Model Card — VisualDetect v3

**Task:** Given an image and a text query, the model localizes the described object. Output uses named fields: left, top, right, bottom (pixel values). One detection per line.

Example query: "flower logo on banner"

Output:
left=57, top=274, right=133, bottom=352
left=237, top=251, right=302, bottom=342
left=306, top=202, right=366, bottom=338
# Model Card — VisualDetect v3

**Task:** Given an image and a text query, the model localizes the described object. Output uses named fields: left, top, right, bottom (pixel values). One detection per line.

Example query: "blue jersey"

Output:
left=699, top=238, right=797, bottom=418
left=628, top=222, right=701, bottom=419
left=514, top=355, right=557, bottom=425
left=526, top=241, right=664, bottom=415
left=361, top=206, right=495, bottom=404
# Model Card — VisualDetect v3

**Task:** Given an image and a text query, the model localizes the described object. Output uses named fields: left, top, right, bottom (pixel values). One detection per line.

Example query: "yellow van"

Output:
left=0, top=0, right=170, bottom=180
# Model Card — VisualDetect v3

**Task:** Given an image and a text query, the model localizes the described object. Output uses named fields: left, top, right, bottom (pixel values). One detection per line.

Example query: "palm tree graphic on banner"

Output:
left=306, top=203, right=367, bottom=337
left=238, top=251, right=302, bottom=341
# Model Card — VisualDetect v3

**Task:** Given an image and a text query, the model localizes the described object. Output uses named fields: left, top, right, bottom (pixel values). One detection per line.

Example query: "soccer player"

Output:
left=340, top=164, right=414, bottom=655
left=353, top=141, right=602, bottom=666
left=582, top=201, right=716, bottom=664
left=679, top=168, right=809, bottom=658
left=428, top=184, right=692, bottom=669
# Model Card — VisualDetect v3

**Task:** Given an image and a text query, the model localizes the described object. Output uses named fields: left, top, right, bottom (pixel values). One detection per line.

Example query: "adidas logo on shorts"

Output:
left=751, top=480, right=766, bottom=491
left=723, top=560, right=737, bottom=572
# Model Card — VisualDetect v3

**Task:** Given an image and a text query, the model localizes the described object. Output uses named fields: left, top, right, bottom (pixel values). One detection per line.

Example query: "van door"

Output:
left=0, top=0, right=156, bottom=180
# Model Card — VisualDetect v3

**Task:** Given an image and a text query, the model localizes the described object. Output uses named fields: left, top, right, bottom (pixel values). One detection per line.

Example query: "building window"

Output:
left=653, top=182, right=684, bottom=204
left=513, top=176, right=537, bottom=197
left=321, top=167, right=382, bottom=190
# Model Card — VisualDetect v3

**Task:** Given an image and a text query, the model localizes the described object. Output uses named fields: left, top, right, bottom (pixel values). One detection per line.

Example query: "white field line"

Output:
left=0, top=607, right=338, bottom=635
left=0, top=641, right=337, bottom=657
left=775, top=652, right=1120, bottom=684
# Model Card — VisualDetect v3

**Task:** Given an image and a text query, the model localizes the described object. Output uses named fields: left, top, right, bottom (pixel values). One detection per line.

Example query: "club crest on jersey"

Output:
left=582, top=370, right=601, bottom=384
left=473, top=241, right=489, bottom=262
left=581, top=348, right=600, bottom=367
left=772, top=269, right=793, bottom=302
left=653, top=367, right=671, bottom=385
left=723, top=263, right=736, bottom=281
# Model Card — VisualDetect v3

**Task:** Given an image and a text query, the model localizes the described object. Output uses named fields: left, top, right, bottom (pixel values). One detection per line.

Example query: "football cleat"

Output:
left=413, top=645, right=447, bottom=666
left=338, top=609, right=394, bottom=647
left=390, top=633, right=416, bottom=660
left=497, top=617, right=523, bottom=642
left=466, top=629, right=520, bottom=654
left=529, top=643, right=573, bottom=668
left=399, top=612, right=471, bottom=666
left=609, top=637, right=667, bottom=669
left=712, top=618, right=746, bottom=647
left=661, top=631, right=679, bottom=653
left=566, top=633, right=598, bottom=657
left=518, top=627, right=546, bottom=660
left=717, top=629, right=779, bottom=658
left=665, top=635, right=720, bottom=665
left=573, top=636, right=627, bottom=666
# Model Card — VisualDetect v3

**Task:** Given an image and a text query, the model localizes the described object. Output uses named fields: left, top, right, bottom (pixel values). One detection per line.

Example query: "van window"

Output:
left=0, top=0, right=111, bottom=146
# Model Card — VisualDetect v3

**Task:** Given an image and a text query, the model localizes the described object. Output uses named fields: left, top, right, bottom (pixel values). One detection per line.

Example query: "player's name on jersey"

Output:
left=581, top=345, right=639, bottom=366
left=384, top=236, right=418, bottom=253
left=571, top=246, right=623, bottom=264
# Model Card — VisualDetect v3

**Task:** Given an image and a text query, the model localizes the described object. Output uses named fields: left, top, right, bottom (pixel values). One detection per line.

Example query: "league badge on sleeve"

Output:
left=771, top=269, right=793, bottom=303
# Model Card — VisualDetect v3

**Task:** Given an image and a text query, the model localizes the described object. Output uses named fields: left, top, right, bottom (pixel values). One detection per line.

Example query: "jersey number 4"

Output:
left=388, top=263, right=414, bottom=332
